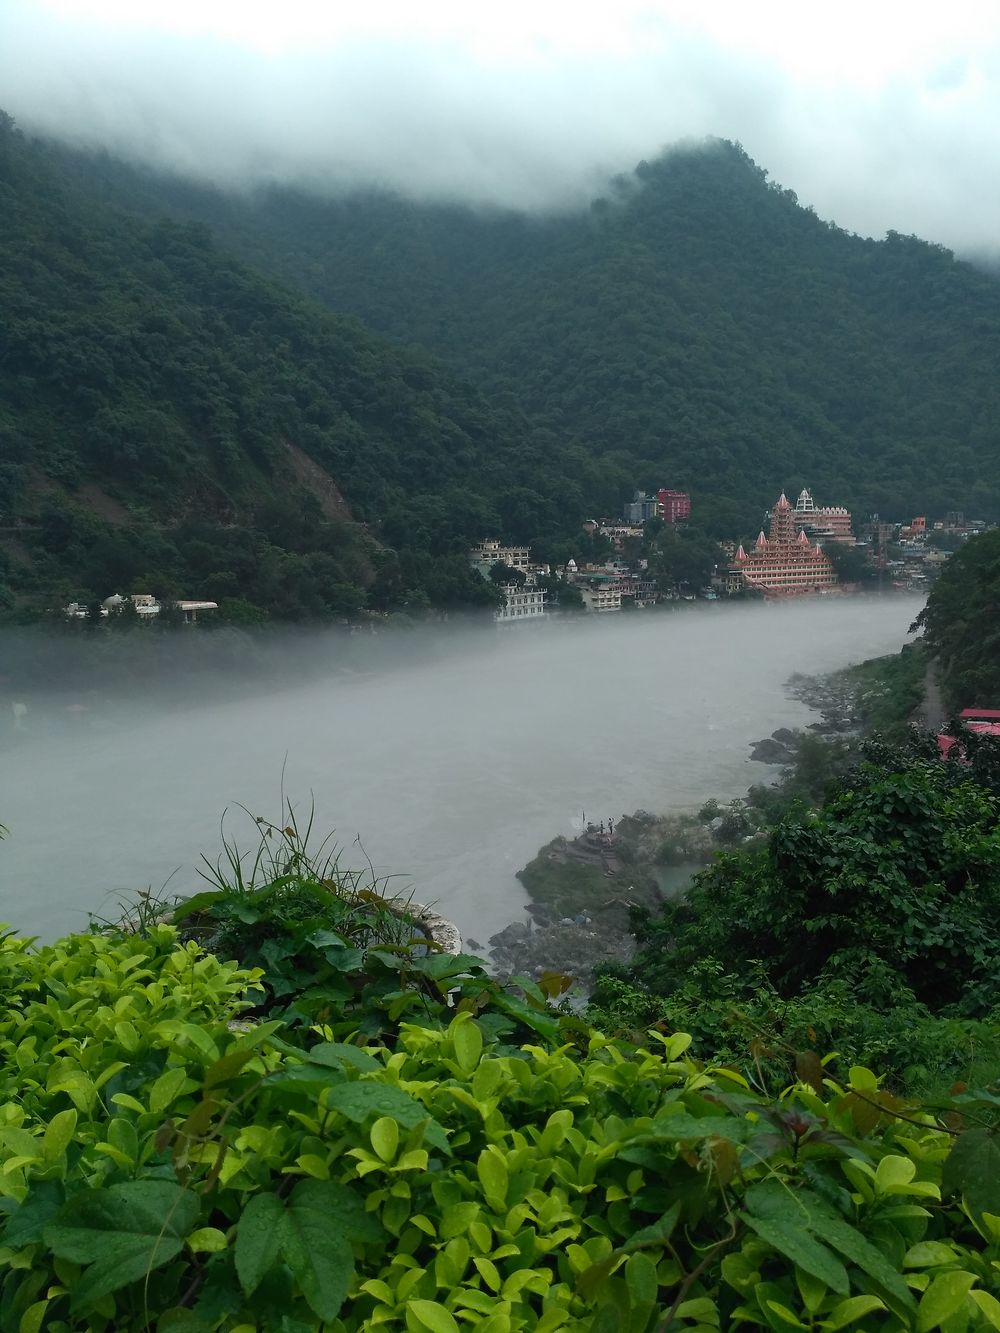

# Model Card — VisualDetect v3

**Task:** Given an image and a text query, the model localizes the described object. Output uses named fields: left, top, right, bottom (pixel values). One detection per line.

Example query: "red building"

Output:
left=657, top=488, right=691, bottom=524
left=728, top=492, right=838, bottom=597
left=937, top=709, right=1000, bottom=759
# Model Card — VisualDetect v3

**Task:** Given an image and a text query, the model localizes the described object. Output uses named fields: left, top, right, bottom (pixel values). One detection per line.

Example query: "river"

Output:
left=1, top=597, right=921, bottom=943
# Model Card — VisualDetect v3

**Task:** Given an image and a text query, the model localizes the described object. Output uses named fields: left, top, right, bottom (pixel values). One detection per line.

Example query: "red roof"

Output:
left=938, top=719, right=1000, bottom=759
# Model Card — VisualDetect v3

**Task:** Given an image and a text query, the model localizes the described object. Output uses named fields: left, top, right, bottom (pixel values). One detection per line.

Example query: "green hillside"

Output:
left=55, top=137, right=1000, bottom=531
left=0, top=113, right=614, bottom=620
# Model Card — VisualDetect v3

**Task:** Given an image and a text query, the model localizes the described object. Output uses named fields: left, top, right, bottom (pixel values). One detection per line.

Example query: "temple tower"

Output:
left=769, top=493, right=795, bottom=546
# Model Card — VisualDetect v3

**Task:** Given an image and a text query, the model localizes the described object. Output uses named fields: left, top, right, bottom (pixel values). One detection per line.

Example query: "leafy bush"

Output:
left=588, top=965, right=1000, bottom=1101
left=108, top=806, right=568, bottom=1049
left=3, top=925, right=1000, bottom=1330
left=614, top=754, right=1000, bottom=1005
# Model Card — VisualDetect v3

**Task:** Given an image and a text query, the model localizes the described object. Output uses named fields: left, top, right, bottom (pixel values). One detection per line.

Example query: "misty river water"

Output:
left=2, top=597, right=921, bottom=944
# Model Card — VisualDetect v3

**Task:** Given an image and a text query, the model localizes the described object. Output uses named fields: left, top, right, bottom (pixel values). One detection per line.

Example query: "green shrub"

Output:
left=107, top=806, right=569, bottom=1049
left=3, top=926, right=1000, bottom=1330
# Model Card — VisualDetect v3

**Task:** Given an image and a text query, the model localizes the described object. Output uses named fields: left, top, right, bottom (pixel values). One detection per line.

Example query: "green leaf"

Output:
left=406, top=1299, right=461, bottom=1333
left=476, top=1149, right=509, bottom=1211
left=874, top=1155, right=916, bottom=1193
left=18, top=1300, right=50, bottom=1333
left=848, top=1067, right=878, bottom=1092
left=307, top=1042, right=380, bottom=1072
left=370, top=1116, right=399, bottom=1163
left=187, top=1227, right=229, bottom=1253
left=3, top=1181, right=64, bottom=1248
left=625, top=1252, right=659, bottom=1306
left=202, top=1048, right=257, bottom=1090
left=742, top=1216, right=849, bottom=1295
left=43, top=1181, right=199, bottom=1309
left=169, top=890, right=225, bottom=922
left=472, top=1255, right=501, bottom=1292
left=452, top=1017, right=483, bottom=1075
left=281, top=1180, right=358, bottom=1322
left=823, top=1295, right=887, bottom=1329
left=748, top=1184, right=914, bottom=1312
left=904, top=1241, right=961, bottom=1268
left=675, top=1297, right=718, bottom=1322
left=235, top=1192, right=286, bottom=1297
left=765, top=1300, right=809, bottom=1329
left=41, top=1109, right=77, bottom=1165
left=942, top=1129, right=1000, bottom=1220
left=916, top=1271, right=976, bottom=1332
left=326, top=1083, right=450, bottom=1153
left=625, top=1201, right=681, bottom=1250
left=970, top=1289, right=1000, bottom=1330
left=149, top=1067, right=190, bottom=1115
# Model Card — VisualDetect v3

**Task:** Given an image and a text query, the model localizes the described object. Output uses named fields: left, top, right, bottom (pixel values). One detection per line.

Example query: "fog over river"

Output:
left=2, top=598, right=920, bottom=943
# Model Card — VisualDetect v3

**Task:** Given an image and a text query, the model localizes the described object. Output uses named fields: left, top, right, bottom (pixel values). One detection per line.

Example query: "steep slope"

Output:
left=55, top=138, right=1000, bottom=529
left=0, top=113, right=612, bottom=619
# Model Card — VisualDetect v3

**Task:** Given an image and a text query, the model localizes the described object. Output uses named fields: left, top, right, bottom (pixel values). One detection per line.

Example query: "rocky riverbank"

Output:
left=477, top=647, right=928, bottom=992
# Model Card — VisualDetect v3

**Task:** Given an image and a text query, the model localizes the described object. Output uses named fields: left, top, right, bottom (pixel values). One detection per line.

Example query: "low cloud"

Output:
left=3, top=3, right=1000, bottom=253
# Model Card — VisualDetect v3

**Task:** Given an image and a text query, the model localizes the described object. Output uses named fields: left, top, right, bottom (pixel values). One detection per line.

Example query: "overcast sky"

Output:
left=4, top=0, right=1000, bottom=254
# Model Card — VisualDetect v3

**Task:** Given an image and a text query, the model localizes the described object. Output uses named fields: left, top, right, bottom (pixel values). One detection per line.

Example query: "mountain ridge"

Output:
left=47, top=135, right=1000, bottom=529
left=1, top=111, right=614, bottom=618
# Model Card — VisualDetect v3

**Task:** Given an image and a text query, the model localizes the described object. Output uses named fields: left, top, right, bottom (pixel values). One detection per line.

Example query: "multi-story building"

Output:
left=791, top=489, right=855, bottom=544
left=623, top=491, right=661, bottom=524
left=494, top=572, right=548, bottom=625
left=899, top=516, right=927, bottom=543
left=657, top=488, right=691, bottom=524
left=728, top=493, right=838, bottom=597
left=599, top=524, right=643, bottom=551
left=469, top=540, right=532, bottom=578
left=578, top=581, right=622, bottom=613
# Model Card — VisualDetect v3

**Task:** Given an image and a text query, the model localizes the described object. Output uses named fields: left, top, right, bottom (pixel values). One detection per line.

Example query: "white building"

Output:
left=65, top=593, right=218, bottom=622
left=469, top=540, right=532, bottom=578
left=495, top=573, right=548, bottom=625
left=578, top=582, right=622, bottom=613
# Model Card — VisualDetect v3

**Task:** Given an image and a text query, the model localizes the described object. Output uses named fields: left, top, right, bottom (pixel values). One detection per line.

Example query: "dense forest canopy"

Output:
left=49, top=135, right=1000, bottom=532
left=917, top=528, right=1000, bottom=707
left=9, top=115, right=1000, bottom=619
left=0, top=112, right=616, bottom=619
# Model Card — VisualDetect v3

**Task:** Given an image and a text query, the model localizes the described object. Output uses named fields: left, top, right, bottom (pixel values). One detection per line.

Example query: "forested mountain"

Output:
left=0, top=113, right=615, bottom=620
left=917, top=528, right=1000, bottom=707
left=48, top=137, right=1000, bottom=532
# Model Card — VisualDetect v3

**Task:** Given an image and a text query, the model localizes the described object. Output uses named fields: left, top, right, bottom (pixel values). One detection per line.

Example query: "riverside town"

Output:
left=469, top=484, right=989, bottom=624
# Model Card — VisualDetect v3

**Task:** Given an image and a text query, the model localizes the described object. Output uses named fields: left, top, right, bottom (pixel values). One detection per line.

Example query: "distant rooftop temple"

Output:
left=792, top=487, right=855, bottom=544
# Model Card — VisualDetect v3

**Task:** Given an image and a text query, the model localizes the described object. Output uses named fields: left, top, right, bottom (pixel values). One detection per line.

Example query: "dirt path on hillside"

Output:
left=919, top=661, right=947, bottom=730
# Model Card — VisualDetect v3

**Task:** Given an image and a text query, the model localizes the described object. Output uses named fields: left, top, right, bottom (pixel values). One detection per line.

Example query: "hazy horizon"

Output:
left=4, top=1, right=1000, bottom=256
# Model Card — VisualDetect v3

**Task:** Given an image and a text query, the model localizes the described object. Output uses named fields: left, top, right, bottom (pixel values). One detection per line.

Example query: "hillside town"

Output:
left=61, top=489, right=989, bottom=629
left=470, top=484, right=989, bottom=623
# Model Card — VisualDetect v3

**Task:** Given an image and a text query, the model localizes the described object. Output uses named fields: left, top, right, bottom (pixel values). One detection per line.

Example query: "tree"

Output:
left=621, top=751, right=1000, bottom=1017
left=823, top=540, right=876, bottom=585
left=915, top=529, right=1000, bottom=706
left=488, top=561, right=525, bottom=588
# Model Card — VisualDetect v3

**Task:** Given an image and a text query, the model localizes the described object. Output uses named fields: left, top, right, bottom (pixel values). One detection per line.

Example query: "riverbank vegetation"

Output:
left=590, top=733, right=1000, bottom=1090
left=5, top=820, right=1000, bottom=1329
left=916, top=528, right=1000, bottom=708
